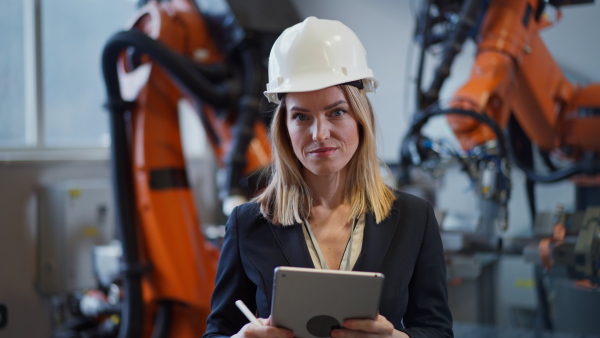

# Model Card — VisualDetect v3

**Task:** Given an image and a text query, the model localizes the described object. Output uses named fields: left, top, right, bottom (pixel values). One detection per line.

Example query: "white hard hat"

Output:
left=264, top=16, right=379, bottom=104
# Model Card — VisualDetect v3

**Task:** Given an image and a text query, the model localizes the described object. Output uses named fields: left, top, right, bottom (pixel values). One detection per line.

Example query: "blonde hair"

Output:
left=254, top=85, right=396, bottom=225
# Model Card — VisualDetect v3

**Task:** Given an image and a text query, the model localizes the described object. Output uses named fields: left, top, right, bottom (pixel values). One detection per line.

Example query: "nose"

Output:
left=312, top=118, right=330, bottom=142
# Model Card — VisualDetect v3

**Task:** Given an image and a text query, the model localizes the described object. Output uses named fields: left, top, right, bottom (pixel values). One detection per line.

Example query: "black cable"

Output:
left=506, top=118, right=589, bottom=183
left=151, top=301, right=173, bottom=338
left=101, top=28, right=237, bottom=338
left=220, top=36, right=267, bottom=200
left=102, top=36, right=144, bottom=338
left=507, top=116, right=537, bottom=224
left=103, top=30, right=235, bottom=108
left=534, top=265, right=554, bottom=330
left=539, top=150, right=558, bottom=172
left=421, top=0, right=480, bottom=108
left=401, top=107, right=510, bottom=178
left=415, top=0, right=432, bottom=110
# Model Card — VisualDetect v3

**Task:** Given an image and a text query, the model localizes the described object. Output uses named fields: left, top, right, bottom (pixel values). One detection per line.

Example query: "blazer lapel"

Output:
left=269, top=222, right=315, bottom=268
left=353, top=207, right=399, bottom=272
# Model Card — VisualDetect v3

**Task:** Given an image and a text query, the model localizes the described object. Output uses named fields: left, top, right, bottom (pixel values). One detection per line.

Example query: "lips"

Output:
left=308, top=147, right=336, bottom=157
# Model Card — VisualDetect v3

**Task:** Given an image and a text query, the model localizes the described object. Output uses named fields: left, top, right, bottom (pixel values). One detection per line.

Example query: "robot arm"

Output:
left=402, top=0, right=600, bottom=222
left=447, top=0, right=600, bottom=159
left=410, top=0, right=600, bottom=172
left=400, top=0, right=600, bottom=274
left=97, top=1, right=298, bottom=337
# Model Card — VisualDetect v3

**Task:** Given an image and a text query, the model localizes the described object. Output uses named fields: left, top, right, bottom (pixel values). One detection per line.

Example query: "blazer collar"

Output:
left=269, top=222, right=315, bottom=268
left=353, top=207, right=399, bottom=272
left=269, top=206, right=399, bottom=272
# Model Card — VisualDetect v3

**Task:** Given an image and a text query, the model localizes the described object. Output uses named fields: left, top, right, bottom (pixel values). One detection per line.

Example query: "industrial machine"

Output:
left=50, top=0, right=600, bottom=336
left=51, top=0, right=298, bottom=337
left=399, top=0, right=600, bottom=333
left=401, top=0, right=599, bottom=272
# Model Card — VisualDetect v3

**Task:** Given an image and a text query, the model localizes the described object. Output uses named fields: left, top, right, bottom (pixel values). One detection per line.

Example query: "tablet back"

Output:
left=271, top=266, right=384, bottom=338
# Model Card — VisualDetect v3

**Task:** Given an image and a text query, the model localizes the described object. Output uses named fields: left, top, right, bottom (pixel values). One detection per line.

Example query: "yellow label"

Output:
left=110, top=315, right=120, bottom=325
left=82, top=226, right=99, bottom=237
left=68, top=189, right=81, bottom=198
left=514, top=279, right=535, bottom=288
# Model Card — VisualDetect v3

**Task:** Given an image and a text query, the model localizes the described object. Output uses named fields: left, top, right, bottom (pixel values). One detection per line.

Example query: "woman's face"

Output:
left=285, top=86, right=360, bottom=178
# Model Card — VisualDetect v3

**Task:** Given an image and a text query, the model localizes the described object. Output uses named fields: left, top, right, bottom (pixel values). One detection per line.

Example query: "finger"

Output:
left=331, top=327, right=377, bottom=338
left=375, top=314, right=391, bottom=324
left=342, top=316, right=393, bottom=335
left=267, top=326, right=294, bottom=338
left=245, top=324, right=293, bottom=338
left=342, top=319, right=378, bottom=333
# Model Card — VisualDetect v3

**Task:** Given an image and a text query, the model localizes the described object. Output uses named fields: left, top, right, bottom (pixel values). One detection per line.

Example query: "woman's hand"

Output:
left=231, top=317, right=294, bottom=338
left=331, top=314, right=409, bottom=338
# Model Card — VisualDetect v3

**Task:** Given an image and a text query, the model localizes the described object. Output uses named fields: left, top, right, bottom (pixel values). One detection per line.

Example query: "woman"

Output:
left=204, top=17, right=453, bottom=338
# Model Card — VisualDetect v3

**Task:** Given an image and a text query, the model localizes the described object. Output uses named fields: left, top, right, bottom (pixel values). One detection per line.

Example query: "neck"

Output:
left=303, top=167, right=348, bottom=210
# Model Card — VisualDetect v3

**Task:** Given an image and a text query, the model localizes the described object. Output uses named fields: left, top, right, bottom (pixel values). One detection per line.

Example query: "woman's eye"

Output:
left=330, top=109, right=347, bottom=117
left=292, top=113, right=308, bottom=121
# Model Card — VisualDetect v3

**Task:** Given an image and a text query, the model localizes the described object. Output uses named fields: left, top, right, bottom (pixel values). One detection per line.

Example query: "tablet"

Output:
left=270, top=266, right=384, bottom=338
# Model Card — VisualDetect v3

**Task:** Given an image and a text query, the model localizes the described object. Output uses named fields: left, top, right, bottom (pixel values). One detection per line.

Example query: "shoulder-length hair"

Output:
left=254, top=84, right=396, bottom=225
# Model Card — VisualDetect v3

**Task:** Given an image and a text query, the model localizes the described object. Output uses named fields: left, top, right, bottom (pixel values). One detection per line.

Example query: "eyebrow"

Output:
left=289, top=100, right=348, bottom=112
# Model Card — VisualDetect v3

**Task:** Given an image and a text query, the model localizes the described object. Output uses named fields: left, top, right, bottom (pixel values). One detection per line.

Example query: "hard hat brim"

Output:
left=264, top=72, right=378, bottom=104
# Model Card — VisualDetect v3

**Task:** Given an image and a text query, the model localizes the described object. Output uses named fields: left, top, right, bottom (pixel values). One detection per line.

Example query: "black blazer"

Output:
left=204, top=191, right=453, bottom=338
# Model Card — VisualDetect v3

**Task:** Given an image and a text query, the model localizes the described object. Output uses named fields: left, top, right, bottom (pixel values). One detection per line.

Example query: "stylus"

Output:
left=235, top=300, right=263, bottom=326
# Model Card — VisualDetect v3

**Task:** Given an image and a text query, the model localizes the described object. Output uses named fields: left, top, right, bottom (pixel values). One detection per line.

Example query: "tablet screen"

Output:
left=270, top=266, right=384, bottom=338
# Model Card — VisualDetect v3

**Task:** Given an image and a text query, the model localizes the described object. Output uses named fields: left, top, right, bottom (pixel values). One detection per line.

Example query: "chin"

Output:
left=304, top=165, right=345, bottom=177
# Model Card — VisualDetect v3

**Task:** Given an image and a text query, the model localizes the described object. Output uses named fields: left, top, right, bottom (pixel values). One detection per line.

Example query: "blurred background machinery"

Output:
left=398, top=0, right=600, bottom=335
left=2, top=0, right=599, bottom=337
left=49, top=0, right=298, bottom=337
left=37, top=180, right=115, bottom=295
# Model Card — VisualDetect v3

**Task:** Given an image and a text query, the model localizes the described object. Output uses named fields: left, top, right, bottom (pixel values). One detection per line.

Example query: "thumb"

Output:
left=258, top=317, right=271, bottom=326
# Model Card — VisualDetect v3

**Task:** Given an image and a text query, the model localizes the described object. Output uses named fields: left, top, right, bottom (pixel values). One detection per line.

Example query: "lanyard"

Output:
left=303, top=217, right=357, bottom=271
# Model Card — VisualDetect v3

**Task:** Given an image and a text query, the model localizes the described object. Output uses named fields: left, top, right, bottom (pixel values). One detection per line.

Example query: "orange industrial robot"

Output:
left=89, top=0, right=298, bottom=337
left=400, top=0, right=599, bottom=332
left=401, top=0, right=600, bottom=231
